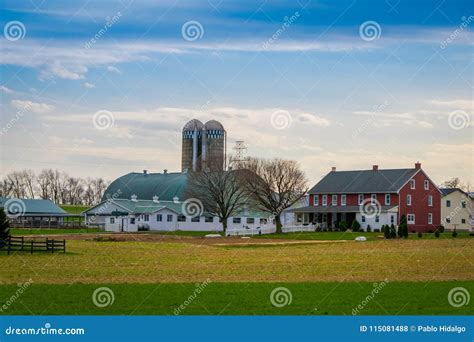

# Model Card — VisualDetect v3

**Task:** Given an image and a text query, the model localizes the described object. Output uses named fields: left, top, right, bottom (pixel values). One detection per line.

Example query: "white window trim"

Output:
left=410, top=179, right=416, bottom=189
left=385, top=194, right=391, bottom=205
left=322, top=195, right=328, bottom=206
left=407, top=214, right=415, bottom=224
left=314, top=195, right=319, bottom=206
left=358, top=194, right=364, bottom=205
left=428, top=195, right=433, bottom=207
left=428, top=213, right=432, bottom=224
left=424, top=180, right=429, bottom=190
left=371, top=194, right=377, bottom=204
left=407, top=194, right=412, bottom=206
left=341, top=195, right=346, bottom=206
left=332, top=195, right=337, bottom=206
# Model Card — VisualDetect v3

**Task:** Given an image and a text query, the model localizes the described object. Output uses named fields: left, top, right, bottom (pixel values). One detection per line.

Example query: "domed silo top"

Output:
left=183, top=119, right=205, bottom=132
left=204, top=120, right=224, bottom=131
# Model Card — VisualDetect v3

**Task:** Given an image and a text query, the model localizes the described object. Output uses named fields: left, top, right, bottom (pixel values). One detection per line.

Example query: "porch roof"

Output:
left=289, top=205, right=398, bottom=213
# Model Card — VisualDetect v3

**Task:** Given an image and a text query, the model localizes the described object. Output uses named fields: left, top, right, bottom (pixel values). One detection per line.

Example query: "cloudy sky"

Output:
left=0, top=0, right=472, bottom=186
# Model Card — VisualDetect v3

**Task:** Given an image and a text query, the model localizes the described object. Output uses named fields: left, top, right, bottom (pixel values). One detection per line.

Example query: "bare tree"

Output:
left=238, top=157, right=308, bottom=233
left=187, top=157, right=249, bottom=234
left=442, top=177, right=472, bottom=192
left=37, top=169, right=53, bottom=199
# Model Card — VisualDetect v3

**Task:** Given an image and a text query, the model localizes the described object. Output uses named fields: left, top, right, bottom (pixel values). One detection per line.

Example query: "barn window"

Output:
left=191, top=216, right=200, bottom=222
left=110, top=217, right=115, bottom=224
left=247, top=218, right=255, bottom=224
left=130, top=218, right=135, bottom=224
left=177, top=215, right=186, bottom=222
left=233, top=217, right=241, bottom=224
left=167, top=214, right=173, bottom=222
left=144, top=214, right=149, bottom=222
left=157, top=214, right=162, bottom=222
left=205, top=216, right=213, bottom=223
left=361, top=215, right=366, bottom=223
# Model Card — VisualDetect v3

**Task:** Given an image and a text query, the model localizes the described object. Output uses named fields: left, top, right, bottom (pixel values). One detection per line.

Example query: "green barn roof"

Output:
left=0, top=197, right=67, bottom=216
left=102, top=171, right=188, bottom=202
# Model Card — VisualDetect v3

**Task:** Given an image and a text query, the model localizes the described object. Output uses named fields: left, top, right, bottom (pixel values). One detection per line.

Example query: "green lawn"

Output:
left=0, top=281, right=472, bottom=315
left=255, top=231, right=472, bottom=241
left=9, top=228, right=102, bottom=235
left=59, top=205, right=91, bottom=214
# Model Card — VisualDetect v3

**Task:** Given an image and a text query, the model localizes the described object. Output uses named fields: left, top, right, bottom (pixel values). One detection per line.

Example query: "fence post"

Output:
left=30, top=240, right=33, bottom=254
left=7, top=236, right=11, bottom=255
left=63, top=239, right=66, bottom=253
left=20, top=236, right=24, bottom=251
left=51, top=239, right=55, bottom=253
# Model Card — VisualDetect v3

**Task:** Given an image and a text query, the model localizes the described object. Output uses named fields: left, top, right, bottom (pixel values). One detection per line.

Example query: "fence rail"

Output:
left=2, top=236, right=66, bottom=254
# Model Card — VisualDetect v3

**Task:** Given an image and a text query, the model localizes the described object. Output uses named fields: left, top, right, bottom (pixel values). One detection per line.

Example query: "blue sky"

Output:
left=0, top=0, right=472, bottom=185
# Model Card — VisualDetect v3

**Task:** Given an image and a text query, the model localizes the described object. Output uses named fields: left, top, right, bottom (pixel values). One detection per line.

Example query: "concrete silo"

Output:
left=181, top=119, right=204, bottom=172
left=203, top=120, right=226, bottom=171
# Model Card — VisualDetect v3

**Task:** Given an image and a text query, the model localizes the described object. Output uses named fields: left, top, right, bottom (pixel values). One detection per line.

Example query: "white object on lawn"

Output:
left=205, top=234, right=222, bottom=238
left=355, top=236, right=367, bottom=242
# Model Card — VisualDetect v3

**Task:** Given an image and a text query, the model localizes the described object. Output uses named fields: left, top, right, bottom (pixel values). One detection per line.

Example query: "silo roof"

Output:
left=183, top=119, right=204, bottom=131
left=205, top=120, right=224, bottom=131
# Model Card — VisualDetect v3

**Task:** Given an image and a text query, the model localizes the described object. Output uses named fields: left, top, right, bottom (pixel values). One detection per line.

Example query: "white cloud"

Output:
left=297, top=113, right=331, bottom=127
left=11, top=100, right=55, bottom=114
left=429, top=99, right=473, bottom=112
left=84, top=82, right=96, bottom=88
left=107, top=66, right=122, bottom=74
left=0, top=86, right=14, bottom=94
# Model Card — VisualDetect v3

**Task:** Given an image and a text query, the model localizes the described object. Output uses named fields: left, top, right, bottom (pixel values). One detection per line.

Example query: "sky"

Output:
left=0, top=0, right=473, bottom=186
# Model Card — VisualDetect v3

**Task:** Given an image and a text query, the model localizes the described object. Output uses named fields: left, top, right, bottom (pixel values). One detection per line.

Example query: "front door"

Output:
left=121, top=218, right=128, bottom=232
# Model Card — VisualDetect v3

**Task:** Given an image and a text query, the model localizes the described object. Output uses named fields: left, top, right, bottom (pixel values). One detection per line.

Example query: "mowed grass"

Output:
left=9, top=228, right=102, bottom=235
left=1, top=239, right=473, bottom=284
left=0, top=281, right=472, bottom=315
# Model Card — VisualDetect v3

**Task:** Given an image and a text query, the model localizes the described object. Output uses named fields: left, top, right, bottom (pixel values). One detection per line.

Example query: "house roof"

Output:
left=288, top=205, right=398, bottom=213
left=102, top=171, right=188, bottom=202
left=309, top=168, right=420, bottom=194
left=0, top=197, right=67, bottom=216
left=440, top=188, right=470, bottom=197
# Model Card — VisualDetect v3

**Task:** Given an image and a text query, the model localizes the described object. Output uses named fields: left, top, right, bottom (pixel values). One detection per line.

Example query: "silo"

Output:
left=204, top=120, right=226, bottom=171
left=181, top=119, right=204, bottom=172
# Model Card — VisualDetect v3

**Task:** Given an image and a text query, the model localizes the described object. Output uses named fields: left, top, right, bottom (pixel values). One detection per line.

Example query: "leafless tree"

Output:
left=442, top=177, right=472, bottom=192
left=238, top=157, right=308, bottom=233
left=187, top=157, right=249, bottom=234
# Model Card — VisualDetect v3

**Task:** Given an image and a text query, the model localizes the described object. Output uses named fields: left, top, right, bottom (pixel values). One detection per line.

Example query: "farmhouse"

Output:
left=440, top=188, right=473, bottom=231
left=82, top=170, right=273, bottom=234
left=290, top=163, right=441, bottom=232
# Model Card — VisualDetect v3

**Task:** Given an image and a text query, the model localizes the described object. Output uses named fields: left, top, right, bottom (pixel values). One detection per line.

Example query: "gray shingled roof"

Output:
left=440, top=188, right=469, bottom=197
left=309, top=168, right=419, bottom=194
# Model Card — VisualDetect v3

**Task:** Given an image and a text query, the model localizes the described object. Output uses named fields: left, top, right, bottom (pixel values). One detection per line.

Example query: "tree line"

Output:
left=0, top=169, right=110, bottom=206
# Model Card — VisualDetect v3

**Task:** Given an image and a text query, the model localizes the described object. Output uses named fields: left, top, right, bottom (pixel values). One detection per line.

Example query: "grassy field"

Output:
left=0, top=281, right=472, bottom=315
left=1, top=236, right=472, bottom=315
left=59, top=205, right=91, bottom=214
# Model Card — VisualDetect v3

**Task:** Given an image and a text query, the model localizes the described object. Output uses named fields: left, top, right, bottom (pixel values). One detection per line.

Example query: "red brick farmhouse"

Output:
left=291, top=163, right=441, bottom=232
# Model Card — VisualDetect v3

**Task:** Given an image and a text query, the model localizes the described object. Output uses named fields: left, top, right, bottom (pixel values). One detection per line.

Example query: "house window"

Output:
left=247, top=218, right=255, bottom=224
left=341, top=195, right=346, bottom=206
left=167, top=214, right=173, bottom=222
left=205, top=216, right=213, bottom=223
left=462, top=218, right=466, bottom=224
left=233, top=217, right=241, bottom=224
left=428, top=213, right=432, bottom=224
left=332, top=195, right=337, bottom=206
left=130, top=218, right=135, bottom=224
left=260, top=218, right=267, bottom=225
left=110, top=217, right=115, bottom=224
left=358, top=194, right=364, bottom=205
left=446, top=217, right=451, bottom=223
left=322, top=195, right=328, bottom=206
left=390, top=215, right=395, bottom=224
left=143, top=214, right=149, bottom=222
left=191, top=216, right=200, bottom=222
left=313, top=196, right=319, bottom=206
left=157, top=214, right=162, bottom=222
left=177, top=215, right=186, bottom=222
left=461, top=201, right=466, bottom=208
left=385, top=194, right=391, bottom=205
left=446, top=200, right=451, bottom=207
left=424, top=180, right=429, bottom=190
left=407, top=194, right=412, bottom=206
left=410, top=179, right=415, bottom=189
left=375, top=215, right=379, bottom=223
left=371, top=194, right=377, bottom=204
left=428, top=195, right=433, bottom=207
left=361, top=215, right=366, bottom=223
left=407, top=214, right=415, bottom=224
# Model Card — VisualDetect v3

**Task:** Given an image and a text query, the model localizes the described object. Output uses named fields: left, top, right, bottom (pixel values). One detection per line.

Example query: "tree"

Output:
left=383, top=225, right=390, bottom=239
left=398, top=215, right=408, bottom=238
left=0, top=208, right=10, bottom=248
left=390, top=223, right=398, bottom=239
left=238, top=157, right=308, bottom=234
left=187, top=157, right=249, bottom=234
left=351, top=219, right=361, bottom=232
left=442, top=177, right=472, bottom=192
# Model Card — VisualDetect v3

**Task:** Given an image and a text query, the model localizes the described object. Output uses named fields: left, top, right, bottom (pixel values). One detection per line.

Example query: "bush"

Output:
left=390, top=224, right=397, bottom=239
left=351, top=219, right=361, bottom=232
left=398, top=215, right=408, bottom=238
left=417, top=232, right=422, bottom=238
left=366, top=224, right=371, bottom=232
left=339, top=221, right=347, bottom=231
left=373, top=228, right=380, bottom=233
left=438, top=225, right=445, bottom=233
left=434, top=230, right=440, bottom=238
left=383, top=225, right=390, bottom=239
left=452, top=230, right=458, bottom=238
left=0, top=208, right=10, bottom=249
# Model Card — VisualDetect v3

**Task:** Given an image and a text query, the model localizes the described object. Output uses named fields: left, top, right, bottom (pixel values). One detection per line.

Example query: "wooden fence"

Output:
left=2, top=236, right=66, bottom=255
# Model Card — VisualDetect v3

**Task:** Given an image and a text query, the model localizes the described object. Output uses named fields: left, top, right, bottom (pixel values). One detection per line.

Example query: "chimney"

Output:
left=143, top=170, right=148, bottom=175
left=372, top=165, right=378, bottom=171
left=331, top=166, right=336, bottom=172
left=415, top=162, right=421, bottom=169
